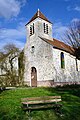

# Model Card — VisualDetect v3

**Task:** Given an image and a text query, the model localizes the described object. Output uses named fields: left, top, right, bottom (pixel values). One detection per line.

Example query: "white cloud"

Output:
left=74, top=6, right=80, bottom=12
left=53, top=22, right=68, bottom=41
left=67, top=5, right=80, bottom=12
left=0, top=0, right=26, bottom=19
left=0, top=22, right=26, bottom=49
left=0, top=27, right=25, bottom=40
left=53, top=18, right=80, bottom=43
left=71, top=18, right=80, bottom=23
left=0, top=39, right=25, bottom=50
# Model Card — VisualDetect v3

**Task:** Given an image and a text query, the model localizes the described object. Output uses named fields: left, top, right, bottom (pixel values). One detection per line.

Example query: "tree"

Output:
left=64, top=19, right=80, bottom=59
left=0, top=44, right=20, bottom=86
left=18, top=50, right=24, bottom=85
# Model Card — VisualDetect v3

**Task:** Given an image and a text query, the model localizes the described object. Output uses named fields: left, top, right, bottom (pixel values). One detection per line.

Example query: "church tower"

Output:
left=24, top=9, right=54, bottom=87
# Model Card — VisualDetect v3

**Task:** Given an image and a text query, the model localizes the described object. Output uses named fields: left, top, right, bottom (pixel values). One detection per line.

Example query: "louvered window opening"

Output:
left=44, top=23, right=48, bottom=34
left=30, top=23, right=34, bottom=36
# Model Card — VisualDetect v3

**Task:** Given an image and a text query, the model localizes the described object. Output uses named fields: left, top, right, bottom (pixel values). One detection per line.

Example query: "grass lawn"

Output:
left=0, top=85, right=80, bottom=120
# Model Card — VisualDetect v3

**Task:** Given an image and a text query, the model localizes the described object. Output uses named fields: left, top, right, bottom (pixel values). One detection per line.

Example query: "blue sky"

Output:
left=0, top=0, right=80, bottom=49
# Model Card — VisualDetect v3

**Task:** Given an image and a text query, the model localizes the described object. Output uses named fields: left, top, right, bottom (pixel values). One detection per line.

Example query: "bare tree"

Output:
left=0, top=44, right=20, bottom=86
left=63, top=19, right=80, bottom=59
left=18, top=50, right=24, bottom=85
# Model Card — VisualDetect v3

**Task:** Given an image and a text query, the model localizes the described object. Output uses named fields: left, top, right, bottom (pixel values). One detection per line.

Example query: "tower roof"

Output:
left=26, top=9, right=52, bottom=25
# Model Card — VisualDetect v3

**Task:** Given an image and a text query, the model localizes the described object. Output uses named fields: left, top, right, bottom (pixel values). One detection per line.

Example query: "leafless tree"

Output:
left=0, top=44, right=20, bottom=86
left=18, top=50, right=24, bottom=85
left=63, top=19, right=80, bottom=59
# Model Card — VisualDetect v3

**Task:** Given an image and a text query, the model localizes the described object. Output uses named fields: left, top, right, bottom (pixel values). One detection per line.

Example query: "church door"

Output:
left=31, top=67, right=37, bottom=87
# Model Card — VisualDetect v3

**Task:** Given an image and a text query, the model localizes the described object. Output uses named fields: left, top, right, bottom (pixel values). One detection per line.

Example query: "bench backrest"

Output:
left=21, top=96, right=61, bottom=102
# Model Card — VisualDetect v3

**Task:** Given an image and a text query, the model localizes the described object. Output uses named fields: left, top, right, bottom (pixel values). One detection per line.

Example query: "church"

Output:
left=24, top=9, right=80, bottom=87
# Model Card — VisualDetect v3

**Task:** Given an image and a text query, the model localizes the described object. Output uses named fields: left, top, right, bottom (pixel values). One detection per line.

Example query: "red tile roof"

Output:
left=39, top=37, right=75, bottom=55
left=26, top=9, right=52, bottom=25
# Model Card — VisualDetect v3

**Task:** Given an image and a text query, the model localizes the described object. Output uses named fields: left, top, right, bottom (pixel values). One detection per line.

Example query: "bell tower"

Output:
left=24, top=9, right=54, bottom=87
left=25, top=9, right=53, bottom=40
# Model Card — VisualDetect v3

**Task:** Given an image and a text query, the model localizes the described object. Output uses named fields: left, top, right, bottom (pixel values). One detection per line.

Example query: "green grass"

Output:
left=0, top=85, right=80, bottom=120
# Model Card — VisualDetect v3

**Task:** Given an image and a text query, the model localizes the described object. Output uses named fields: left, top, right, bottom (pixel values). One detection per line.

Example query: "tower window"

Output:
left=46, top=24, right=48, bottom=34
left=33, top=23, right=34, bottom=34
left=31, top=46, right=35, bottom=53
left=43, top=23, right=48, bottom=34
left=61, top=52, right=65, bottom=69
left=44, top=23, right=46, bottom=33
left=30, top=23, right=34, bottom=36
left=30, top=26, right=32, bottom=35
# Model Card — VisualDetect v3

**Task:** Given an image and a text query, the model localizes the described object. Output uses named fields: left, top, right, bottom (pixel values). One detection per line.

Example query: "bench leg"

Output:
left=54, top=106, right=62, bottom=115
left=26, top=110, right=32, bottom=120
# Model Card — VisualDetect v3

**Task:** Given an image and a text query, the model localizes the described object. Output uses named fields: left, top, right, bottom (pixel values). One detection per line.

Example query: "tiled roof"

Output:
left=39, top=37, right=75, bottom=55
left=26, top=9, right=52, bottom=25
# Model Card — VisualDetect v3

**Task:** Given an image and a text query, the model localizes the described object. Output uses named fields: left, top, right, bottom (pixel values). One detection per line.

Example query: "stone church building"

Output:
left=24, top=9, right=80, bottom=87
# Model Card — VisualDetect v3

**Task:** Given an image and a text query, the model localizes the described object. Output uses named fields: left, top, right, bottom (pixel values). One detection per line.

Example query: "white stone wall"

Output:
left=24, top=36, right=55, bottom=85
left=53, top=48, right=80, bottom=83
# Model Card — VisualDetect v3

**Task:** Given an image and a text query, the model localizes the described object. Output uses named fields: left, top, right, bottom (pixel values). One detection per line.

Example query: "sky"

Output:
left=0, top=0, right=80, bottom=49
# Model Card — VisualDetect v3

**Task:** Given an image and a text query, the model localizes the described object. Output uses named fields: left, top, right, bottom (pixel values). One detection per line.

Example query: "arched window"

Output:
left=31, top=67, right=36, bottom=73
left=75, top=59, right=78, bottom=71
left=61, top=52, right=65, bottom=69
left=31, top=46, right=35, bottom=53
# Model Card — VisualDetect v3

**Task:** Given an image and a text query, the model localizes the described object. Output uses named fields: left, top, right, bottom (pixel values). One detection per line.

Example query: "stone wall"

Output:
left=52, top=48, right=80, bottom=83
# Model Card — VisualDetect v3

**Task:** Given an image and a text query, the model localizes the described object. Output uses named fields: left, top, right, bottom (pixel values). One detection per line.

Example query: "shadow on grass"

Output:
left=43, top=84, right=80, bottom=120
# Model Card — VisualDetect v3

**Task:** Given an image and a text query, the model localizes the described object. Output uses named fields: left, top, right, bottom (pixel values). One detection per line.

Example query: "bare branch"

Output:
left=62, top=19, right=80, bottom=59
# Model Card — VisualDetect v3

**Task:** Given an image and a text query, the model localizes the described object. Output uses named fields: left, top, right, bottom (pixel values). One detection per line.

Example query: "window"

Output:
left=76, top=59, right=78, bottom=71
left=31, top=46, right=35, bottom=53
left=44, top=23, right=46, bottom=33
left=43, top=23, right=48, bottom=34
left=33, top=23, right=34, bottom=34
left=30, top=23, right=34, bottom=36
left=46, top=24, right=48, bottom=34
left=61, top=52, right=65, bottom=69
left=30, top=26, right=32, bottom=35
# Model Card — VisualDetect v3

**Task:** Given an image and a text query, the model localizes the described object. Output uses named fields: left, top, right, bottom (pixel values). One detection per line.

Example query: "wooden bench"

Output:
left=21, top=96, right=62, bottom=113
